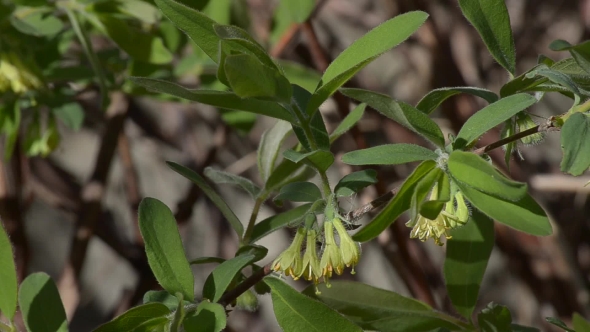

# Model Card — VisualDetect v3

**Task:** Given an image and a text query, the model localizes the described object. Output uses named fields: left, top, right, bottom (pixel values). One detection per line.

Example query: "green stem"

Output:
left=241, top=195, right=266, bottom=245
left=318, top=170, right=331, bottom=198
left=65, top=8, right=109, bottom=109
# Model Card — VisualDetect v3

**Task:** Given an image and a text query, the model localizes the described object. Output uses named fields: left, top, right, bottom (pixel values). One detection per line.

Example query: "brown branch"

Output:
left=59, top=92, right=129, bottom=317
left=218, top=263, right=272, bottom=307
left=473, top=120, right=560, bottom=155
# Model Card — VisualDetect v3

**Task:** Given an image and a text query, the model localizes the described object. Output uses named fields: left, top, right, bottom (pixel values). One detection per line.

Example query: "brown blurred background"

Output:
left=2, top=0, right=590, bottom=331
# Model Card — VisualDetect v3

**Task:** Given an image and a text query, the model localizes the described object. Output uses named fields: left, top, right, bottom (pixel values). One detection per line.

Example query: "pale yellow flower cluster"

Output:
left=272, top=218, right=360, bottom=292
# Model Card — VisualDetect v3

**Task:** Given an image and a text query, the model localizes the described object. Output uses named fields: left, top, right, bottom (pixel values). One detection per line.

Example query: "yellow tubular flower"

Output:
left=272, top=227, right=306, bottom=280
left=0, top=51, right=43, bottom=94
left=320, top=220, right=343, bottom=287
left=298, top=230, right=322, bottom=288
left=333, top=218, right=360, bottom=274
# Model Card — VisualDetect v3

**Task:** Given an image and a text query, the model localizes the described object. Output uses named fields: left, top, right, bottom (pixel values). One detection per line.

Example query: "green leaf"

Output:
left=129, top=77, right=295, bottom=122
left=303, top=281, right=463, bottom=331
left=526, top=66, right=582, bottom=98
left=511, top=324, right=541, bottom=332
left=457, top=0, right=516, bottom=74
left=52, top=102, right=84, bottom=131
left=552, top=58, right=590, bottom=92
left=274, top=182, right=322, bottom=203
left=94, top=303, right=170, bottom=332
left=478, top=303, right=512, bottom=332
left=550, top=39, right=590, bottom=75
left=138, top=198, right=194, bottom=300
left=250, top=203, right=314, bottom=243
left=330, top=103, right=366, bottom=143
left=456, top=184, right=552, bottom=236
left=306, top=11, right=428, bottom=114
left=235, top=244, right=268, bottom=262
left=279, top=0, right=315, bottom=23
left=143, top=290, right=181, bottom=311
left=454, top=93, right=537, bottom=149
left=573, top=313, right=590, bottom=332
left=0, top=222, right=17, bottom=321
left=444, top=210, right=494, bottom=319
left=258, top=120, right=292, bottom=182
left=416, top=87, right=498, bottom=114
left=334, top=170, right=378, bottom=197
left=155, top=0, right=220, bottom=62
left=18, top=272, right=68, bottom=332
left=447, top=151, right=527, bottom=201
left=203, top=254, right=255, bottom=302
left=183, top=301, right=227, bottom=332
left=353, top=160, right=437, bottom=242
left=98, top=15, right=173, bottom=64
left=265, top=277, right=362, bottom=332
left=10, top=7, right=64, bottom=37
left=342, top=143, right=438, bottom=166
left=224, top=54, right=291, bottom=102
left=546, top=317, right=575, bottom=332
left=283, top=149, right=334, bottom=172
left=341, top=88, right=445, bottom=147
left=204, top=167, right=261, bottom=199
left=167, top=162, right=244, bottom=237
left=560, top=113, right=590, bottom=176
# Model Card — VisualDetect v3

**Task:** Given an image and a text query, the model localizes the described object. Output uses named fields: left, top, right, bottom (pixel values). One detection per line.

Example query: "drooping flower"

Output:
left=407, top=189, right=470, bottom=246
left=0, top=51, right=43, bottom=94
left=298, top=229, right=322, bottom=293
left=272, top=227, right=306, bottom=280
left=320, top=220, right=344, bottom=286
left=333, top=218, right=360, bottom=274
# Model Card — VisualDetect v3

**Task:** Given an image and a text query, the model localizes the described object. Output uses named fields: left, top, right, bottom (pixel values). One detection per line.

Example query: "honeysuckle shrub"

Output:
left=2, top=0, right=590, bottom=331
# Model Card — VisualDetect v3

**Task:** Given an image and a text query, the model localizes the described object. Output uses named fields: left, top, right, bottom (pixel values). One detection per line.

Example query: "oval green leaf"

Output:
left=457, top=0, right=516, bottom=74
left=560, top=113, right=590, bottom=176
left=448, top=150, right=527, bottom=201
left=416, top=87, right=498, bottom=115
left=342, top=143, right=438, bottom=166
left=139, top=198, right=194, bottom=300
left=454, top=93, right=537, bottom=149
left=283, top=149, right=335, bottom=172
left=94, top=302, right=170, bottom=332
left=18, top=272, right=68, bottom=332
left=167, top=162, right=244, bottom=237
left=306, top=11, right=428, bottom=114
left=265, top=277, right=362, bottom=332
left=203, top=254, right=255, bottom=302
left=353, top=160, right=437, bottom=242
left=444, top=210, right=494, bottom=319
left=456, top=184, right=552, bottom=236
left=340, top=88, right=445, bottom=147
left=0, top=222, right=17, bottom=320
left=130, top=77, right=295, bottom=122
left=303, top=281, right=463, bottom=331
